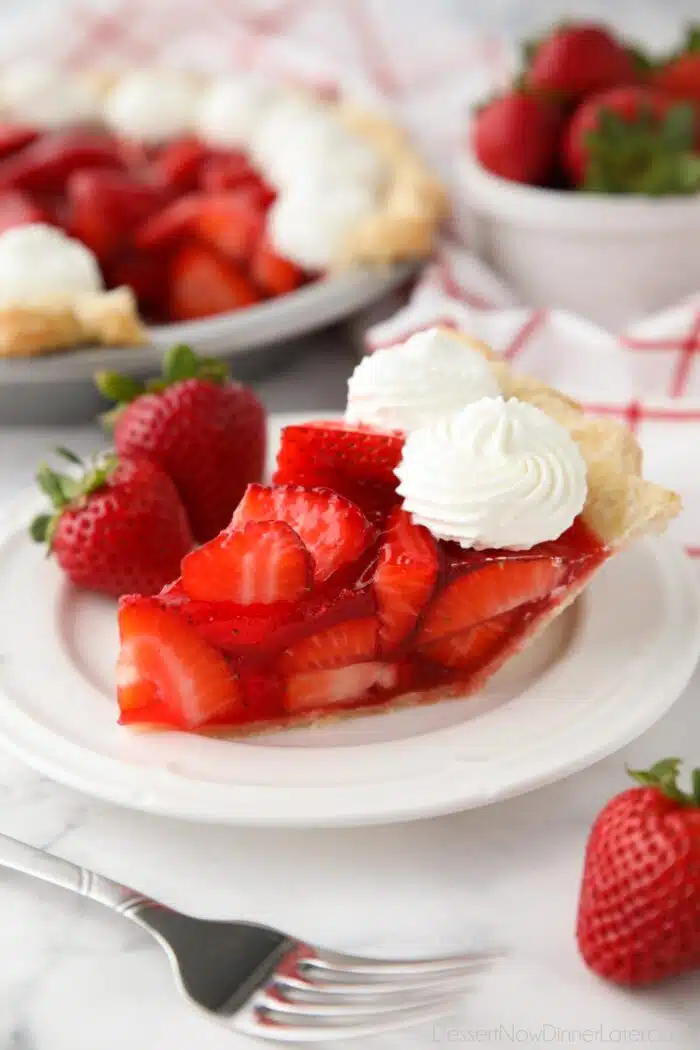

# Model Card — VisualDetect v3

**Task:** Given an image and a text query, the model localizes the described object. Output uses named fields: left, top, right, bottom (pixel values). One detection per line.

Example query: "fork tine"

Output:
left=235, top=996, right=457, bottom=1043
left=257, top=988, right=457, bottom=1020
left=304, top=947, right=501, bottom=981
left=273, top=972, right=475, bottom=1004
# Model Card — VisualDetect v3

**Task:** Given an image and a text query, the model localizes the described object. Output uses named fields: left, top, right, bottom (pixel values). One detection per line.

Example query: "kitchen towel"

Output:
left=3, top=0, right=698, bottom=555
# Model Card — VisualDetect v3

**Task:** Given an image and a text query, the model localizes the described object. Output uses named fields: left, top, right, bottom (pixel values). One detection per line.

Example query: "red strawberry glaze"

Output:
left=122, top=508, right=608, bottom=732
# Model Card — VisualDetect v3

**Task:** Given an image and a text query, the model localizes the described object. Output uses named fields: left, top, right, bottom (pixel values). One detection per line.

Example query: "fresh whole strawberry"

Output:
left=95, top=344, right=266, bottom=543
left=472, top=91, right=562, bottom=185
left=652, top=26, right=700, bottom=104
left=526, top=23, right=638, bottom=101
left=562, top=85, right=700, bottom=192
left=577, top=758, right=700, bottom=986
left=30, top=449, right=193, bottom=598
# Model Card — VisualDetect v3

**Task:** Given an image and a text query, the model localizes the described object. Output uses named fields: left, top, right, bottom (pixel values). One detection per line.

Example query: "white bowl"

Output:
left=460, top=150, right=700, bottom=331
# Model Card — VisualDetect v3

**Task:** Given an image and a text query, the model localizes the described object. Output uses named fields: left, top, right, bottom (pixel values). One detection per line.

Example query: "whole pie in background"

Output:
left=0, top=65, right=448, bottom=357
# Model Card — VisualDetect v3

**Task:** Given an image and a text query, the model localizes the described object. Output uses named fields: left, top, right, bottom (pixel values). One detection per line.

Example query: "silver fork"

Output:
left=0, top=832, right=497, bottom=1043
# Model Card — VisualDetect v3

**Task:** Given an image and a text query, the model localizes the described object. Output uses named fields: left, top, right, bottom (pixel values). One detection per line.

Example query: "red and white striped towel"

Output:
left=3, top=0, right=698, bottom=555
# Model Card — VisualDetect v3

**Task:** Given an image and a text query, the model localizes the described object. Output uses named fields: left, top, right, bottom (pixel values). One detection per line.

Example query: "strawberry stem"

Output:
left=94, top=343, right=230, bottom=431
left=29, top=451, right=119, bottom=551
left=627, top=757, right=700, bottom=805
left=683, top=24, right=700, bottom=54
left=583, top=101, right=700, bottom=195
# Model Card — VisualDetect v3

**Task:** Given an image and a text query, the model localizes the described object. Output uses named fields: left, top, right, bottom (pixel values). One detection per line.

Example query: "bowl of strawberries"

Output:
left=463, top=22, right=700, bottom=330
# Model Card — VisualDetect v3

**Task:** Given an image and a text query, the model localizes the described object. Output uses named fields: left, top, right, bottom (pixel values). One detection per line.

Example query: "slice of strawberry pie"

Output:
left=115, top=327, right=681, bottom=735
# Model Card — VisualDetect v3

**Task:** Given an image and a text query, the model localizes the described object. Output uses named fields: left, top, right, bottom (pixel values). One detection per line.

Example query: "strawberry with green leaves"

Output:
left=30, top=449, right=193, bottom=598
left=578, top=758, right=700, bottom=986
left=95, top=344, right=266, bottom=544
left=562, top=85, right=700, bottom=193
left=652, top=25, right=700, bottom=105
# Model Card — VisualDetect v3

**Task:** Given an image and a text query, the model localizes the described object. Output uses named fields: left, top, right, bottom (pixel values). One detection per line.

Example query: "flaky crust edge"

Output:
left=0, top=287, right=148, bottom=358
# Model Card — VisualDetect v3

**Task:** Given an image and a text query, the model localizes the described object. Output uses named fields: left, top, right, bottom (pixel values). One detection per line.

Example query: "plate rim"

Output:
left=0, top=424, right=698, bottom=827
left=0, top=264, right=412, bottom=386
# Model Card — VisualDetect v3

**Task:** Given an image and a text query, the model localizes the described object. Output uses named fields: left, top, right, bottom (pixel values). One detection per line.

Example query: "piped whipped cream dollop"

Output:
left=345, top=327, right=502, bottom=431
left=395, top=396, right=588, bottom=550
left=252, top=92, right=386, bottom=268
left=103, top=70, right=202, bottom=142
left=0, top=64, right=103, bottom=127
left=0, top=223, right=103, bottom=306
left=268, top=180, right=377, bottom=272
left=256, top=104, right=385, bottom=192
left=196, top=75, right=286, bottom=149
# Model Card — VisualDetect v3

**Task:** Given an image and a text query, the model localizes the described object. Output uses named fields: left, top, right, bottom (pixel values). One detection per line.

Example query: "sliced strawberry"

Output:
left=251, top=239, right=305, bottom=296
left=151, top=136, right=210, bottom=193
left=275, top=420, right=404, bottom=489
left=420, top=610, right=520, bottom=669
left=159, top=577, right=188, bottom=603
left=167, top=242, right=260, bottom=321
left=0, top=125, right=39, bottom=161
left=193, top=193, right=264, bottom=263
left=281, top=616, right=378, bottom=673
left=271, top=468, right=401, bottom=529
left=105, top=247, right=169, bottom=316
left=0, top=131, right=124, bottom=192
left=136, top=191, right=263, bottom=262
left=185, top=600, right=297, bottom=654
left=374, top=508, right=439, bottom=653
left=199, top=152, right=257, bottom=192
left=224, top=177, right=276, bottom=212
left=232, top=484, right=375, bottom=583
left=117, top=597, right=242, bottom=730
left=0, top=189, right=51, bottom=233
left=285, top=662, right=398, bottom=714
left=134, top=194, right=199, bottom=250
left=67, top=169, right=166, bottom=261
left=117, top=138, right=157, bottom=173
left=181, top=520, right=313, bottom=604
left=418, top=556, right=564, bottom=646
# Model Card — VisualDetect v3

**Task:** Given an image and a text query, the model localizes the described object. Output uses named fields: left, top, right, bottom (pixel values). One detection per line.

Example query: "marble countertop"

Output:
left=1, top=336, right=700, bottom=1049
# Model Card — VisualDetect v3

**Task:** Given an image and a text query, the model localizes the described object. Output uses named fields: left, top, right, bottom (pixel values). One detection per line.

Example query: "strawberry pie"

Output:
left=0, top=66, right=447, bottom=354
left=115, top=327, right=681, bottom=735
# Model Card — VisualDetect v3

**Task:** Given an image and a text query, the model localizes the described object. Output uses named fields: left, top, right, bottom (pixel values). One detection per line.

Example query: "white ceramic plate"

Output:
left=0, top=413, right=697, bottom=827
left=0, top=265, right=411, bottom=424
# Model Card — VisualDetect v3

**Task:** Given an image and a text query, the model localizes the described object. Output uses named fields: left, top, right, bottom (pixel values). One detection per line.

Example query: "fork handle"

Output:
left=0, top=831, right=151, bottom=916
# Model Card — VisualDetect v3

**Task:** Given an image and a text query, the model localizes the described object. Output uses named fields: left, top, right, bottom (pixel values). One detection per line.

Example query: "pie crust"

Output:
left=196, top=329, right=681, bottom=738
left=335, top=103, right=450, bottom=267
left=0, top=286, right=147, bottom=358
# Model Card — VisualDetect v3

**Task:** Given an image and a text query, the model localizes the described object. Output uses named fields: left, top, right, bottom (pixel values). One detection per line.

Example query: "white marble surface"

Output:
left=0, top=336, right=699, bottom=1049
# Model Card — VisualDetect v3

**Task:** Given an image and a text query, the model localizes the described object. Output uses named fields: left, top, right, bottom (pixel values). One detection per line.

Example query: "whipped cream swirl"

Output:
left=0, top=64, right=103, bottom=127
left=196, top=75, right=285, bottom=149
left=345, top=327, right=502, bottom=431
left=103, top=71, right=201, bottom=142
left=0, top=223, right=103, bottom=306
left=395, top=397, right=588, bottom=550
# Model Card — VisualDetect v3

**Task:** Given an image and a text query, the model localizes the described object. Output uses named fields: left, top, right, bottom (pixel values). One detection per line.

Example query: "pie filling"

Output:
left=120, top=521, right=606, bottom=731
left=116, top=418, right=608, bottom=735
